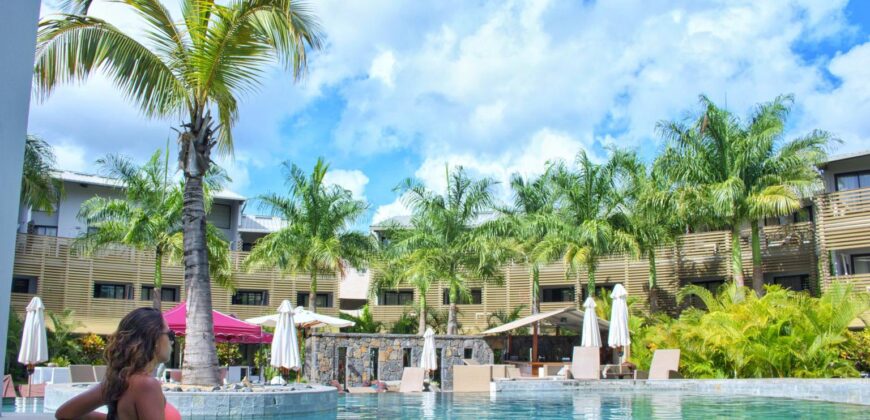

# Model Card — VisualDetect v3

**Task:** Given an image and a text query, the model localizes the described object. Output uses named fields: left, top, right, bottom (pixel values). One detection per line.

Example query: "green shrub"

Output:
left=216, top=343, right=242, bottom=366
left=842, top=329, right=870, bottom=373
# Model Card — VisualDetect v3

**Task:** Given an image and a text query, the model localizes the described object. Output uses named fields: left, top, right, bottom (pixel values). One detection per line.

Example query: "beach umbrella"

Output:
left=246, top=307, right=355, bottom=329
left=607, top=284, right=631, bottom=362
left=18, top=297, right=48, bottom=397
left=270, top=300, right=301, bottom=380
left=420, top=327, right=437, bottom=373
left=581, top=297, right=601, bottom=347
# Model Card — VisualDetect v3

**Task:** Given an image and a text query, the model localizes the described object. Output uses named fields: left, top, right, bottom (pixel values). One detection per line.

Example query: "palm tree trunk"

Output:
left=309, top=269, right=318, bottom=312
left=648, top=249, right=658, bottom=313
left=181, top=173, right=220, bottom=385
left=586, top=261, right=596, bottom=299
left=750, top=221, right=764, bottom=296
left=417, top=293, right=427, bottom=335
left=153, top=248, right=163, bottom=311
left=531, top=265, right=540, bottom=315
left=447, top=286, right=458, bottom=335
left=731, top=224, right=745, bottom=287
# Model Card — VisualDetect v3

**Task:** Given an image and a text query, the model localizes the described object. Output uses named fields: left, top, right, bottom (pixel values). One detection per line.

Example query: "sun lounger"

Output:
left=571, top=347, right=601, bottom=380
left=347, top=386, right=377, bottom=394
left=506, top=366, right=522, bottom=379
left=69, top=365, right=97, bottom=383
left=452, top=365, right=491, bottom=392
left=3, top=375, right=17, bottom=398
left=635, top=349, right=681, bottom=379
left=93, top=365, right=107, bottom=382
left=398, top=367, right=425, bottom=393
left=462, top=359, right=480, bottom=365
left=18, top=384, right=45, bottom=398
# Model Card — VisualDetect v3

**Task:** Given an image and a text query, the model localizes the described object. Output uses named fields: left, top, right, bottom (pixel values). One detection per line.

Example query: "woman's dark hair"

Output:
left=102, top=307, right=166, bottom=419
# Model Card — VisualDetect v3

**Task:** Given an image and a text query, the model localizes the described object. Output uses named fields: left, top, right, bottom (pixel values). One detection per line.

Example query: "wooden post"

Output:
left=532, top=323, right=538, bottom=363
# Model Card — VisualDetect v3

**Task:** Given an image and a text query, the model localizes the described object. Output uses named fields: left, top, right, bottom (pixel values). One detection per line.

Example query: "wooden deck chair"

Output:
left=69, top=365, right=97, bottom=383
left=571, top=347, right=601, bottom=380
left=462, top=359, right=480, bottom=365
left=3, top=375, right=18, bottom=398
left=347, top=386, right=377, bottom=394
left=506, top=366, right=522, bottom=379
left=452, top=365, right=491, bottom=393
left=93, top=365, right=107, bottom=382
left=637, top=349, right=681, bottom=380
left=398, top=367, right=425, bottom=393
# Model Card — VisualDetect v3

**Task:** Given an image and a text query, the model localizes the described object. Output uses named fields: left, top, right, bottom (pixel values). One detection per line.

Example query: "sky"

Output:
left=28, top=0, right=870, bottom=228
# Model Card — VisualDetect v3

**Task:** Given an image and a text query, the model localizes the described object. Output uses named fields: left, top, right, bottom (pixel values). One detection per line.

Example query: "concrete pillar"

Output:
left=0, top=0, right=40, bottom=387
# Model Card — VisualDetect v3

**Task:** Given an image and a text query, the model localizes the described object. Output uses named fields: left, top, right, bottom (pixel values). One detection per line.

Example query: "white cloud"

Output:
left=51, top=140, right=89, bottom=172
left=324, top=169, right=370, bottom=200
left=372, top=196, right=411, bottom=224
left=369, top=51, right=397, bottom=88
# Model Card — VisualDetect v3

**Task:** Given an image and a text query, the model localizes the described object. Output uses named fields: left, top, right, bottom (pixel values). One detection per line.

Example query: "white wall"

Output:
left=821, top=155, right=870, bottom=193
left=56, top=183, right=124, bottom=238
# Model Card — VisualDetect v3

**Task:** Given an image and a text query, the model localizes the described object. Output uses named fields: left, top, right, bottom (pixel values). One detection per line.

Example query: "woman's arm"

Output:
left=133, top=377, right=166, bottom=420
left=54, top=383, right=107, bottom=420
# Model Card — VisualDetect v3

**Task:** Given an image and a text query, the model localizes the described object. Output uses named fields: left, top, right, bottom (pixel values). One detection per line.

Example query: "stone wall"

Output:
left=304, top=332, right=493, bottom=391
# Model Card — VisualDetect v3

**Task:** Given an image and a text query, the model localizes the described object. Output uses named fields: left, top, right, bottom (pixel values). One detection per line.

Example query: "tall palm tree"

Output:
left=390, top=166, right=511, bottom=335
left=74, top=150, right=234, bottom=310
left=368, top=236, right=436, bottom=335
left=21, top=135, right=63, bottom=215
left=533, top=150, right=639, bottom=298
left=36, top=0, right=323, bottom=385
left=244, top=158, right=373, bottom=313
left=657, top=95, right=832, bottom=293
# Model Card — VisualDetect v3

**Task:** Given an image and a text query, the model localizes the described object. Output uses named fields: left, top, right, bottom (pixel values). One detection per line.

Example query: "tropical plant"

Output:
left=74, top=150, right=234, bottom=310
left=37, top=0, right=323, bottom=386
left=630, top=282, right=869, bottom=378
left=842, top=329, right=870, bottom=373
left=368, top=234, right=433, bottom=335
left=5, top=310, right=26, bottom=382
left=244, top=158, right=373, bottom=313
left=389, top=166, right=511, bottom=334
left=21, top=135, right=63, bottom=214
left=486, top=304, right=528, bottom=334
left=79, top=333, right=106, bottom=364
left=340, top=305, right=384, bottom=333
left=389, top=310, right=419, bottom=334
left=46, top=309, right=83, bottom=364
left=532, top=150, right=639, bottom=297
left=216, top=343, right=243, bottom=366
left=657, top=95, right=832, bottom=293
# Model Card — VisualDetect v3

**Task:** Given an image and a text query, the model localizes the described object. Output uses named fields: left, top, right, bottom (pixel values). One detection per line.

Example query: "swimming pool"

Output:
left=5, top=391, right=869, bottom=419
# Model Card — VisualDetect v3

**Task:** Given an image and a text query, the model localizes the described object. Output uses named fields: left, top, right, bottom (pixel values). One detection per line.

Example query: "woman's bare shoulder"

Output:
left=126, top=374, right=162, bottom=393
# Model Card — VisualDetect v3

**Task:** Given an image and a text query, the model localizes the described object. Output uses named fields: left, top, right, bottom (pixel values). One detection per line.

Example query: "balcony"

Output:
left=816, top=187, right=870, bottom=250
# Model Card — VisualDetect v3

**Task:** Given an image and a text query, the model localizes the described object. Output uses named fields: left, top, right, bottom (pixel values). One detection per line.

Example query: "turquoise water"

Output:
left=5, top=391, right=869, bottom=419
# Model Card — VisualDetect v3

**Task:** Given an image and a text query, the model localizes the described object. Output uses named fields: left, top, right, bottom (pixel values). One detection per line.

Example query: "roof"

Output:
left=480, top=306, right=609, bottom=334
left=371, top=212, right=499, bottom=230
left=817, top=150, right=870, bottom=169
left=54, top=170, right=246, bottom=201
left=238, top=214, right=288, bottom=233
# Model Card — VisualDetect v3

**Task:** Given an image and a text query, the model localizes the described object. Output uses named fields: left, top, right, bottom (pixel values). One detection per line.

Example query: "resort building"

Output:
left=10, top=170, right=341, bottom=334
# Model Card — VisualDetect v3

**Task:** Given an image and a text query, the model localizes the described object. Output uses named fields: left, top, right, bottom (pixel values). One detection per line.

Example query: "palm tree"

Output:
left=21, top=135, right=63, bottom=215
left=390, top=166, right=511, bottom=335
left=486, top=304, right=528, bottom=333
left=339, top=305, right=383, bottom=333
left=74, top=150, right=234, bottom=310
left=532, top=150, right=639, bottom=298
left=36, top=0, right=323, bottom=385
left=657, top=95, right=832, bottom=293
left=244, top=158, right=373, bottom=313
left=368, top=236, right=435, bottom=335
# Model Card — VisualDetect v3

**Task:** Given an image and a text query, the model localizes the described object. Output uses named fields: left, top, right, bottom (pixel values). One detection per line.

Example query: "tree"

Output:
left=532, top=150, right=639, bottom=298
left=244, top=158, right=373, bottom=313
left=36, top=0, right=323, bottom=386
left=368, top=236, right=434, bottom=335
left=339, top=305, right=384, bottom=333
left=657, top=95, right=832, bottom=293
left=390, top=166, right=511, bottom=335
left=21, top=135, right=63, bottom=214
left=74, top=150, right=234, bottom=310
left=486, top=304, right=528, bottom=333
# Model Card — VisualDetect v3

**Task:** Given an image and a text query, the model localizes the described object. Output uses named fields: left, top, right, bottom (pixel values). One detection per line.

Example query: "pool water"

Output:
left=5, top=391, right=868, bottom=419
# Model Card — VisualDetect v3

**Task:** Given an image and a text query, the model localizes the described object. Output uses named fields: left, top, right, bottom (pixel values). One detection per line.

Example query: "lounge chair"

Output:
left=462, top=359, right=480, bottom=365
left=398, top=367, right=425, bottom=393
left=452, top=365, right=491, bottom=392
left=571, top=347, right=601, bottom=380
left=18, top=384, right=44, bottom=398
left=635, top=349, right=681, bottom=379
left=93, top=365, right=107, bottom=382
left=3, top=375, right=17, bottom=398
left=69, top=365, right=97, bottom=383
left=347, top=386, right=377, bottom=394
left=506, top=366, right=522, bottom=379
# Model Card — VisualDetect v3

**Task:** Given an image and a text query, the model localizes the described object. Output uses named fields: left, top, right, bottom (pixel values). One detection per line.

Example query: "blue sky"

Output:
left=28, top=0, right=870, bottom=227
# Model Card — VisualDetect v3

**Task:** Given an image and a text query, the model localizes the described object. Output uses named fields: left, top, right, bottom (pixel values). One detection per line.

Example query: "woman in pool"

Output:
left=55, top=307, right=181, bottom=420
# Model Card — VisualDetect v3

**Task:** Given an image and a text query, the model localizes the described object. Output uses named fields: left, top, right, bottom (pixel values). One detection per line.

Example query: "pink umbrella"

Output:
left=163, top=302, right=272, bottom=344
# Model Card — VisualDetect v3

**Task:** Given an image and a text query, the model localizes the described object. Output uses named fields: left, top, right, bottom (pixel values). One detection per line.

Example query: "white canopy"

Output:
left=246, top=306, right=355, bottom=329
left=581, top=297, right=602, bottom=347
left=18, top=297, right=48, bottom=366
left=481, top=306, right=609, bottom=335
left=420, top=327, right=437, bottom=372
left=607, top=284, right=631, bottom=362
left=270, top=300, right=301, bottom=371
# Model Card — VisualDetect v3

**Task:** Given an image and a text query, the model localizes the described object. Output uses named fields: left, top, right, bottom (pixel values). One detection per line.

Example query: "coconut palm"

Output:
left=74, top=150, right=234, bottom=310
left=657, top=95, right=832, bottom=293
left=532, top=150, right=639, bottom=298
left=486, top=304, right=528, bottom=333
left=244, top=158, right=373, bottom=313
left=21, top=135, right=63, bottom=214
left=339, top=305, right=383, bottom=334
left=391, top=166, right=511, bottom=335
left=368, top=235, right=435, bottom=335
left=36, top=0, right=323, bottom=385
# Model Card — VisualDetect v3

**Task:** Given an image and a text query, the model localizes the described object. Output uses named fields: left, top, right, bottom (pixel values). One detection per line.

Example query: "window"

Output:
left=93, top=282, right=133, bottom=300
left=463, top=348, right=473, bottom=359
left=32, top=225, right=58, bottom=237
left=297, top=292, right=332, bottom=308
left=402, top=348, right=412, bottom=368
left=442, top=288, right=483, bottom=305
left=141, top=286, right=180, bottom=302
left=771, top=275, right=809, bottom=291
left=835, top=170, right=870, bottom=192
left=379, top=290, right=414, bottom=306
left=764, top=206, right=814, bottom=226
left=11, top=276, right=37, bottom=294
left=337, top=347, right=347, bottom=387
left=851, top=254, right=870, bottom=275
left=231, top=290, right=269, bottom=306
left=207, top=204, right=232, bottom=229
left=369, top=348, right=379, bottom=381
left=542, top=286, right=575, bottom=303
left=582, top=284, right=616, bottom=300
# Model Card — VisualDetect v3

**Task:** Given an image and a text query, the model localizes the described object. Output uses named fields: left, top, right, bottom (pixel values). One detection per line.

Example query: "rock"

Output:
left=211, top=386, right=221, bottom=391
